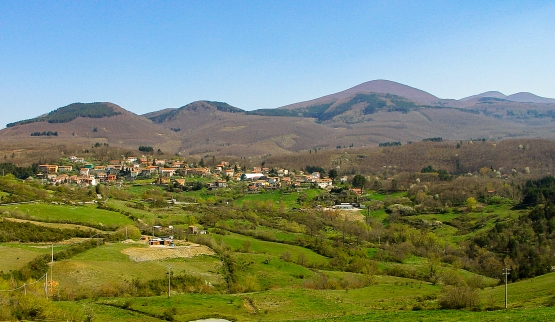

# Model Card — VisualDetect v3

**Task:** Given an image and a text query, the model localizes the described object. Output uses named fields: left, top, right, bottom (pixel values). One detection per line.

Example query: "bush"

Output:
left=466, top=275, right=488, bottom=289
left=386, top=204, right=417, bottom=216
left=438, top=286, right=480, bottom=309
left=440, top=269, right=466, bottom=286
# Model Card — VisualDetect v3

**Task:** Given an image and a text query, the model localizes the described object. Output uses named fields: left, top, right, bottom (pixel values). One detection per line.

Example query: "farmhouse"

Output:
left=148, top=237, right=173, bottom=246
left=316, top=178, right=333, bottom=189
left=159, top=167, right=177, bottom=177
left=39, top=164, right=59, bottom=174
left=215, top=180, right=228, bottom=188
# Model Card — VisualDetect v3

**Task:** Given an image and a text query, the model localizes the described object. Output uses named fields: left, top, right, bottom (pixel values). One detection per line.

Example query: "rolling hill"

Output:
left=1, top=80, right=555, bottom=162
left=0, top=102, right=182, bottom=156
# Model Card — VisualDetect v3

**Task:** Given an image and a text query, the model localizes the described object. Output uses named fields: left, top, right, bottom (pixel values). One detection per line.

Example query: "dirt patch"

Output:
left=340, top=211, right=365, bottom=222
left=122, top=243, right=215, bottom=262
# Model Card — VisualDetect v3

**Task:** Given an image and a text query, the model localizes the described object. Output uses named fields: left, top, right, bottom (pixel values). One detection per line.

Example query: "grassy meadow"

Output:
left=2, top=168, right=555, bottom=321
left=2, top=203, right=133, bottom=228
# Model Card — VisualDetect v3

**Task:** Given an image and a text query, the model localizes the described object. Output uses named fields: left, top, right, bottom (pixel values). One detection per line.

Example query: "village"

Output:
left=36, top=155, right=364, bottom=201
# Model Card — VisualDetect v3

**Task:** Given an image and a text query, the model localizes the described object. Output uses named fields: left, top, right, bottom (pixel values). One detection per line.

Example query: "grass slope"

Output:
left=2, top=203, right=133, bottom=228
left=54, top=242, right=222, bottom=295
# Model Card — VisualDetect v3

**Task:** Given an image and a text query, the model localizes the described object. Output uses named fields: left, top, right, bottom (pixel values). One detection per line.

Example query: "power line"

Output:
left=0, top=273, right=47, bottom=293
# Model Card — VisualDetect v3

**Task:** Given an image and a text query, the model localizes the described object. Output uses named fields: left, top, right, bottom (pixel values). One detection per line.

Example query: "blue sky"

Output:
left=1, top=0, right=554, bottom=128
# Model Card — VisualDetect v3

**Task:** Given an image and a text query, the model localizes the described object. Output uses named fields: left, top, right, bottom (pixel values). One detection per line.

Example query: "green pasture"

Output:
left=106, top=199, right=157, bottom=218
left=54, top=242, right=222, bottom=294
left=124, top=184, right=165, bottom=196
left=214, top=232, right=329, bottom=266
left=365, top=209, right=388, bottom=221
left=314, top=307, right=555, bottom=322
left=482, top=272, right=555, bottom=308
left=2, top=203, right=133, bottom=228
left=255, top=225, right=301, bottom=243
left=106, top=199, right=196, bottom=227
left=366, top=191, right=407, bottom=201
left=0, top=243, right=67, bottom=272
left=233, top=252, right=316, bottom=289
left=56, top=272, right=555, bottom=321
left=85, top=279, right=440, bottom=322
left=55, top=301, right=162, bottom=322
left=218, top=219, right=302, bottom=243
left=233, top=189, right=305, bottom=208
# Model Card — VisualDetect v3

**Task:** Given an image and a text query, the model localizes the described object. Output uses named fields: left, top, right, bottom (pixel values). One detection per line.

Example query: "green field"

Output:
left=53, top=242, right=222, bottom=295
left=482, top=272, right=555, bottom=308
left=214, top=231, right=329, bottom=267
left=0, top=243, right=68, bottom=272
left=233, top=189, right=308, bottom=208
left=2, top=166, right=555, bottom=321
left=52, top=273, right=555, bottom=321
left=2, top=203, right=133, bottom=228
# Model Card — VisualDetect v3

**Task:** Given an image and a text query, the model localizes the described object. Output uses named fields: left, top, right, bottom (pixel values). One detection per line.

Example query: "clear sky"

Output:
left=1, top=0, right=554, bottom=128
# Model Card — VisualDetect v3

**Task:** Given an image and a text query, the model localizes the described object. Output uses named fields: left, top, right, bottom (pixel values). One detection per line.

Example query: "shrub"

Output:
left=440, top=269, right=466, bottom=286
left=386, top=204, right=417, bottom=216
left=438, top=286, right=480, bottom=309
left=466, top=275, right=488, bottom=289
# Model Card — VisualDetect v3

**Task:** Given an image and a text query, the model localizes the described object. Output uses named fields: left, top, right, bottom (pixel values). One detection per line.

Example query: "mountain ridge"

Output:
left=2, top=80, right=555, bottom=159
left=461, top=91, right=555, bottom=104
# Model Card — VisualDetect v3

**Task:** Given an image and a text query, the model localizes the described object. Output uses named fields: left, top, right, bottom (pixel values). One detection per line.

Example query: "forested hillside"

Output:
left=7, top=102, right=122, bottom=127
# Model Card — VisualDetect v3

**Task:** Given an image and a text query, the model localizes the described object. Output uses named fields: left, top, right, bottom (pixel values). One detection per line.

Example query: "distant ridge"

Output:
left=460, top=91, right=507, bottom=101
left=506, top=92, right=555, bottom=104
left=147, top=101, right=243, bottom=124
left=461, top=91, right=555, bottom=104
left=2, top=80, right=555, bottom=159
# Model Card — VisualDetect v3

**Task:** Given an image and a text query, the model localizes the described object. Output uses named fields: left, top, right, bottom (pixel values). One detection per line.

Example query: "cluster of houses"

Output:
left=229, top=170, right=334, bottom=192
left=37, top=156, right=356, bottom=193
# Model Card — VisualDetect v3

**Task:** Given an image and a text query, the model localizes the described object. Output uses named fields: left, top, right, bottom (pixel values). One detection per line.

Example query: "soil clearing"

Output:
left=122, top=243, right=215, bottom=262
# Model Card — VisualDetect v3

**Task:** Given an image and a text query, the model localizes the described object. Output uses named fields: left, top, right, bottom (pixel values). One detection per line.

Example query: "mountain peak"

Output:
left=341, top=80, right=439, bottom=104
left=179, top=100, right=243, bottom=113
left=506, top=92, right=555, bottom=104
left=460, top=91, right=507, bottom=102
left=6, top=102, right=124, bottom=127
left=148, top=100, right=243, bottom=124
left=280, top=79, right=439, bottom=110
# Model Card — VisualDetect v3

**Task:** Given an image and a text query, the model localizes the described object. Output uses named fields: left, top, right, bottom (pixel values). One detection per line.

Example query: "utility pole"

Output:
left=45, top=273, right=48, bottom=298
left=503, top=267, right=511, bottom=309
left=167, top=264, right=172, bottom=298
left=51, top=244, right=54, bottom=287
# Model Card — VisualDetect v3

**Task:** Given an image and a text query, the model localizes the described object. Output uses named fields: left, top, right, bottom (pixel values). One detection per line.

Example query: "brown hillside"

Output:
left=506, top=92, right=555, bottom=104
left=151, top=101, right=555, bottom=158
left=2, top=81, right=555, bottom=161
left=0, top=102, right=182, bottom=157
left=262, top=138, right=555, bottom=176
left=280, top=79, right=440, bottom=110
left=147, top=101, right=336, bottom=157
